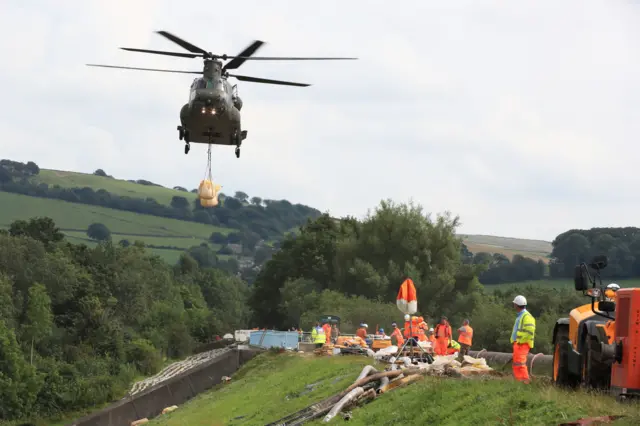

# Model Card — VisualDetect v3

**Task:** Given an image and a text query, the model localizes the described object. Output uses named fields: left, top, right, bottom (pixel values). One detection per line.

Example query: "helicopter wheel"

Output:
left=184, top=143, right=190, bottom=155
left=235, top=146, right=240, bottom=158
left=177, top=125, right=184, bottom=140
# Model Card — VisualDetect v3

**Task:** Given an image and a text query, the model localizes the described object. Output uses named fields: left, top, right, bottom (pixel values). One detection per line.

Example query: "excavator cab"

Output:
left=553, top=255, right=640, bottom=400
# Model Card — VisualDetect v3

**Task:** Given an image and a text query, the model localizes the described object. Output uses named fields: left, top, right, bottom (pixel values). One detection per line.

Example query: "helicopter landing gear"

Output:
left=184, top=143, right=190, bottom=155
left=177, top=125, right=184, bottom=141
left=235, top=146, right=240, bottom=158
left=233, top=129, right=242, bottom=159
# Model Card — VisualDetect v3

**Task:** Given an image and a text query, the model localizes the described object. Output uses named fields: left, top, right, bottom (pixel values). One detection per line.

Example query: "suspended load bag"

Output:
left=198, top=144, right=221, bottom=208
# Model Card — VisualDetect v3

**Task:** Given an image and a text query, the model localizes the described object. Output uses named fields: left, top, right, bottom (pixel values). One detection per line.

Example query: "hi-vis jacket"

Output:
left=510, top=310, right=536, bottom=349
left=311, top=326, right=326, bottom=344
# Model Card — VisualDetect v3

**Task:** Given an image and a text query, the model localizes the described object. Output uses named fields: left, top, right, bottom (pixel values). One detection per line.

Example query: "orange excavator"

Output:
left=552, top=255, right=640, bottom=400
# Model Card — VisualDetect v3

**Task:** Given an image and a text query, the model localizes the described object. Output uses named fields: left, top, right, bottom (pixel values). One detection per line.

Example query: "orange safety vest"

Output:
left=435, top=323, right=452, bottom=340
left=356, top=327, right=367, bottom=339
left=458, top=325, right=473, bottom=346
left=391, top=327, right=405, bottom=346
left=322, top=324, right=332, bottom=340
left=428, top=334, right=436, bottom=344
left=403, top=321, right=412, bottom=338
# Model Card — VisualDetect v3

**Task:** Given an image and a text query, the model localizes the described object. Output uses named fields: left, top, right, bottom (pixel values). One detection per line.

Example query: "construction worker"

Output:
left=605, top=283, right=620, bottom=302
left=322, top=321, right=332, bottom=344
left=390, top=322, right=405, bottom=347
left=377, top=328, right=387, bottom=338
left=331, top=323, right=340, bottom=342
left=511, top=295, right=536, bottom=384
left=447, top=339, right=461, bottom=355
left=356, top=323, right=368, bottom=340
left=403, top=314, right=412, bottom=339
left=434, top=316, right=452, bottom=356
left=311, top=322, right=326, bottom=348
left=417, top=316, right=428, bottom=342
left=427, top=328, right=436, bottom=345
left=457, top=319, right=473, bottom=360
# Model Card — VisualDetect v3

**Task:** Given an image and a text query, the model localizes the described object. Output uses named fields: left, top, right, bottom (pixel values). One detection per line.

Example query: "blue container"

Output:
left=249, top=330, right=299, bottom=349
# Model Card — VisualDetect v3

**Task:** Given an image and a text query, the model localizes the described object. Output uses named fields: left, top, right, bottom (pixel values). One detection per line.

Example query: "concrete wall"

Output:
left=67, top=348, right=261, bottom=426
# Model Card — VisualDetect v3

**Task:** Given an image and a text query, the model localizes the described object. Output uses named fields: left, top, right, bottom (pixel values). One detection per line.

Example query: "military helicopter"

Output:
left=87, top=31, right=357, bottom=158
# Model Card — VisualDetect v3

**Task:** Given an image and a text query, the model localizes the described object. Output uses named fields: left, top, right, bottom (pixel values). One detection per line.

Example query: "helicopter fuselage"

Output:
left=178, top=59, right=244, bottom=146
left=179, top=77, right=241, bottom=145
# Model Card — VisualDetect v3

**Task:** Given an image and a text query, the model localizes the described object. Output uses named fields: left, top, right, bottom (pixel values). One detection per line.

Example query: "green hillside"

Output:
left=151, top=353, right=640, bottom=426
left=0, top=191, right=222, bottom=263
left=34, top=169, right=196, bottom=206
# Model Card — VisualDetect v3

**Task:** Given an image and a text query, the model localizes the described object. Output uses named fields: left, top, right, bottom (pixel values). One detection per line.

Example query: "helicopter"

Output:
left=87, top=31, right=357, bottom=158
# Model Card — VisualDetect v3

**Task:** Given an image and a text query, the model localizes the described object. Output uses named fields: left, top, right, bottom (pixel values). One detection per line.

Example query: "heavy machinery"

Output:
left=552, top=255, right=640, bottom=400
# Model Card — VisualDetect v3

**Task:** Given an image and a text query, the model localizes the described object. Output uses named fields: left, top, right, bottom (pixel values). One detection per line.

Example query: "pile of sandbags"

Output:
left=398, top=354, right=494, bottom=377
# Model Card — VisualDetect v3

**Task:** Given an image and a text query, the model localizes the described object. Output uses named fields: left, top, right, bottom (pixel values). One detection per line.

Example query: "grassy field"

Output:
left=484, top=278, right=640, bottom=292
left=462, top=234, right=552, bottom=263
left=151, top=352, right=640, bottom=426
left=34, top=169, right=197, bottom=206
left=0, top=191, right=226, bottom=264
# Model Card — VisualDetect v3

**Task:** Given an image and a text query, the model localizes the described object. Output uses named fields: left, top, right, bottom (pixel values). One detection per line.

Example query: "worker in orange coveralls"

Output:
left=322, top=321, right=332, bottom=344
left=434, top=316, right=452, bottom=356
left=390, top=322, right=405, bottom=347
left=417, top=316, right=428, bottom=342
left=511, top=295, right=536, bottom=384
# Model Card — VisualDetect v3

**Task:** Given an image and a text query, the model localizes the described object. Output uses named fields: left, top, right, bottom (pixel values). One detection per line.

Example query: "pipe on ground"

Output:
left=356, top=365, right=378, bottom=381
left=468, top=350, right=552, bottom=374
left=323, top=387, right=364, bottom=422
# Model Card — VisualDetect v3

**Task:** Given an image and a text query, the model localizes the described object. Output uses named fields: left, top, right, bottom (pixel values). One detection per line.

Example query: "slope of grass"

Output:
left=0, top=191, right=227, bottom=264
left=35, top=169, right=196, bottom=206
left=152, top=353, right=640, bottom=426
left=0, top=192, right=226, bottom=237
left=484, top=278, right=640, bottom=292
left=463, top=234, right=552, bottom=263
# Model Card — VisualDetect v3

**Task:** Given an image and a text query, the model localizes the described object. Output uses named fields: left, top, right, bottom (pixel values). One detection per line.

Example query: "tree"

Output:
left=250, top=196, right=262, bottom=206
left=224, top=197, right=242, bottom=210
left=93, top=169, right=107, bottom=177
left=87, top=223, right=111, bottom=241
left=25, top=161, right=40, bottom=175
left=21, top=283, right=53, bottom=365
left=0, top=166, right=10, bottom=183
left=209, top=232, right=227, bottom=244
left=234, top=191, right=249, bottom=202
left=170, top=196, right=190, bottom=209
left=9, top=217, right=64, bottom=248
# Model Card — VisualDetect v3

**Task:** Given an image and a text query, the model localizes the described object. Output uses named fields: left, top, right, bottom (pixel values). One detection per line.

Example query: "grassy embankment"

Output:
left=0, top=191, right=227, bottom=264
left=151, top=352, right=640, bottom=426
left=461, top=234, right=552, bottom=264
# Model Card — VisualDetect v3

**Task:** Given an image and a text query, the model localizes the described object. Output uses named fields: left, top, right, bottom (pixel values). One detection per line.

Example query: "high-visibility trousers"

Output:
left=434, top=336, right=448, bottom=355
left=512, top=342, right=531, bottom=382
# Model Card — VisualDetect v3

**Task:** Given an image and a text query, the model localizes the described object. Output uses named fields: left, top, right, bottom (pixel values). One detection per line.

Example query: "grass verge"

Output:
left=484, top=279, right=640, bottom=292
left=151, top=353, right=640, bottom=426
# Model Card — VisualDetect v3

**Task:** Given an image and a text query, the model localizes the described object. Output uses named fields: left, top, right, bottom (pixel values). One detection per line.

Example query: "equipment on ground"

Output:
left=551, top=255, right=640, bottom=400
left=86, top=31, right=357, bottom=158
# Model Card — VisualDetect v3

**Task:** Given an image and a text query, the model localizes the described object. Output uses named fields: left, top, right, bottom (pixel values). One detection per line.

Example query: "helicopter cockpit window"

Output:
left=196, top=80, right=207, bottom=89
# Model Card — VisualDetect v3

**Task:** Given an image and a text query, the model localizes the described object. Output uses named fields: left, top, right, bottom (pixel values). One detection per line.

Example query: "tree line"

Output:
left=462, top=247, right=546, bottom=285
left=0, top=159, right=320, bottom=241
left=0, top=217, right=251, bottom=422
left=550, top=227, right=640, bottom=279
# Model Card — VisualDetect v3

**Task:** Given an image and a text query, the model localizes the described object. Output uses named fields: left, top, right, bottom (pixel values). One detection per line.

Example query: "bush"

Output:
left=126, top=338, right=163, bottom=376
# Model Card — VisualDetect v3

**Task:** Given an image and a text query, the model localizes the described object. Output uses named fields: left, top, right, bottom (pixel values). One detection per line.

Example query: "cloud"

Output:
left=1, top=0, right=639, bottom=241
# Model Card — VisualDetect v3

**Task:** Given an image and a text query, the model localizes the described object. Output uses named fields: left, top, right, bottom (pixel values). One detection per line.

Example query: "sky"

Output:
left=0, top=0, right=639, bottom=241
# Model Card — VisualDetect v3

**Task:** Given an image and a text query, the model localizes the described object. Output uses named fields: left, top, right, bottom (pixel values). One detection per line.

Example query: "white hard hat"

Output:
left=429, top=328, right=434, bottom=332
left=513, top=295, right=527, bottom=306
left=607, top=283, right=620, bottom=291
left=404, top=314, right=410, bottom=321
left=363, top=323, right=368, bottom=328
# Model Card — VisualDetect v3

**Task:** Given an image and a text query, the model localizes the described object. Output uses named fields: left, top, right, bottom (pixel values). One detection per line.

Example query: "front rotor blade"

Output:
left=223, top=41, right=265, bottom=71
left=120, top=47, right=200, bottom=58
left=86, top=64, right=200, bottom=74
left=229, top=74, right=310, bottom=87
left=155, top=31, right=208, bottom=55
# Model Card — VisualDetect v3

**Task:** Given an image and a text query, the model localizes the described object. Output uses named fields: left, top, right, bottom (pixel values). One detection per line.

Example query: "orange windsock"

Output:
left=396, top=278, right=417, bottom=314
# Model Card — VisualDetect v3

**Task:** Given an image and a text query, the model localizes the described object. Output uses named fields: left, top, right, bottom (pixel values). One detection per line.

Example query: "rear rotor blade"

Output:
left=235, top=56, right=358, bottom=61
left=223, top=40, right=265, bottom=71
left=86, top=64, right=200, bottom=74
left=155, top=30, right=208, bottom=55
left=120, top=47, right=200, bottom=58
left=228, top=74, right=310, bottom=87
